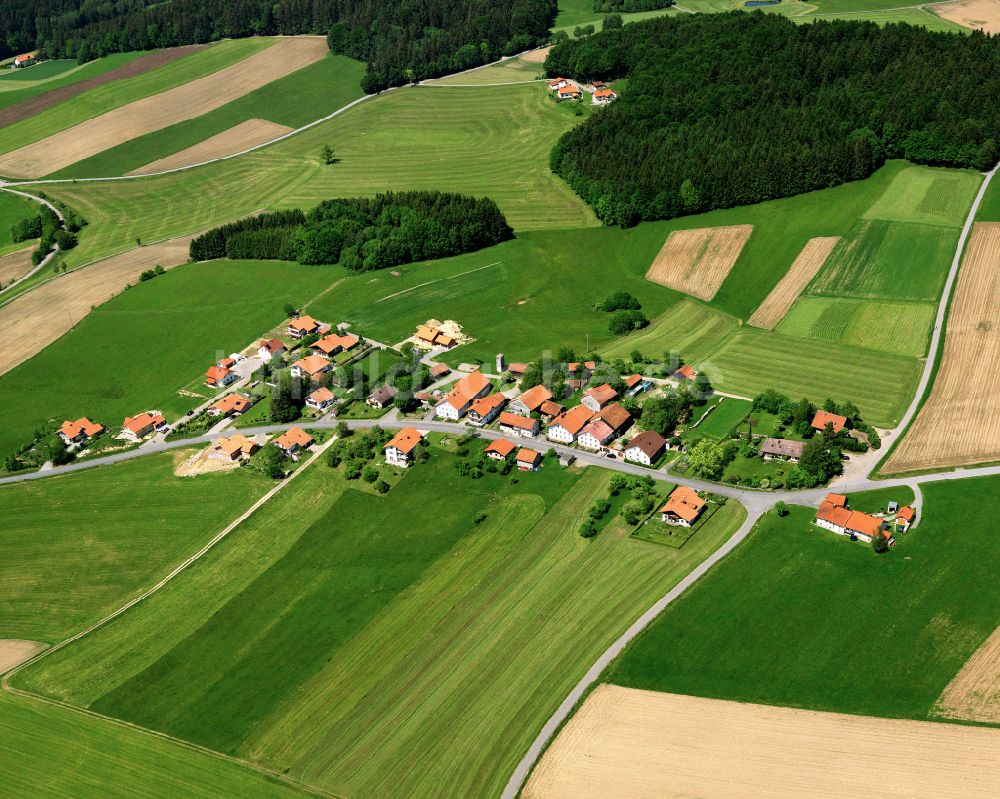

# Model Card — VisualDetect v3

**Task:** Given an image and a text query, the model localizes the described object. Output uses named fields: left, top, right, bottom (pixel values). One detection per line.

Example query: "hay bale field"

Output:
left=748, top=236, right=839, bottom=328
left=885, top=223, right=1000, bottom=472
left=644, top=224, right=752, bottom=300
left=525, top=685, right=1000, bottom=799
left=932, top=0, right=1000, bottom=32
left=937, top=624, right=1000, bottom=723
left=127, top=118, right=293, bottom=175
left=0, top=234, right=193, bottom=377
left=0, top=37, right=327, bottom=178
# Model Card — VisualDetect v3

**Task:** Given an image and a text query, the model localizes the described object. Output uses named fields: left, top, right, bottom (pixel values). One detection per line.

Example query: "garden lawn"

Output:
left=50, top=54, right=366, bottom=179
left=687, top=397, right=751, bottom=440
left=17, top=447, right=745, bottom=799
left=605, top=475, right=1000, bottom=719
left=0, top=694, right=311, bottom=799
left=0, top=450, right=269, bottom=642
left=0, top=190, right=39, bottom=252
left=0, top=52, right=146, bottom=112
left=0, top=259, right=331, bottom=458
left=0, top=39, right=273, bottom=156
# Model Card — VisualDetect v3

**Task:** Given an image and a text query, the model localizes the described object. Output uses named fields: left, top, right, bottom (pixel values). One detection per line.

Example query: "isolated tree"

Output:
left=774, top=500, right=788, bottom=517
left=321, top=144, right=337, bottom=165
left=871, top=528, right=890, bottom=554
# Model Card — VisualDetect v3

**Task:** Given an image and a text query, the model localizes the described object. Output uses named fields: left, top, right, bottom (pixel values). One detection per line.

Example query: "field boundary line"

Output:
left=374, top=261, right=501, bottom=303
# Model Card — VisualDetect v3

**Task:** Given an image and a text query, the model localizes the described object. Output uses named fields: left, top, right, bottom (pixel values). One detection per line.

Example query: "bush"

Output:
left=608, top=309, right=648, bottom=335
left=596, top=291, right=640, bottom=312
left=362, top=464, right=379, bottom=483
left=375, top=479, right=391, bottom=494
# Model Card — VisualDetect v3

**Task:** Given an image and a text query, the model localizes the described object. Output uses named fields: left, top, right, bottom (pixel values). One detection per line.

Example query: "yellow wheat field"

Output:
left=0, top=244, right=35, bottom=287
left=524, top=685, right=1000, bottom=799
left=886, top=223, right=1000, bottom=472
left=645, top=224, right=752, bottom=300
left=748, top=236, right=840, bottom=329
left=932, top=0, right=1000, bottom=33
left=937, top=624, right=1000, bottom=724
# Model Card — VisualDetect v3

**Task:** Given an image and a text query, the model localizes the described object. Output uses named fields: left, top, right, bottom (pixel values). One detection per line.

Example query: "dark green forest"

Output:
left=189, top=191, right=513, bottom=270
left=546, top=13, right=1000, bottom=225
left=593, top=0, right=674, bottom=12
left=1, top=0, right=556, bottom=92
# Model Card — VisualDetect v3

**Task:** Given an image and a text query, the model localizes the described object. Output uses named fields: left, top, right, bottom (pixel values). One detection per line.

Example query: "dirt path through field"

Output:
left=0, top=641, right=44, bottom=675
left=885, top=222, right=1000, bottom=472
left=645, top=225, right=752, bottom=301
left=937, top=623, right=1000, bottom=723
left=932, top=0, right=1000, bottom=32
left=0, top=245, right=35, bottom=286
left=127, top=118, right=293, bottom=175
left=0, top=37, right=327, bottom=178
left=748, top=236, right=839, bottom=329
left=525, top=685, right=1000, bottom=799
left=0, top=235, right=194, bottom=376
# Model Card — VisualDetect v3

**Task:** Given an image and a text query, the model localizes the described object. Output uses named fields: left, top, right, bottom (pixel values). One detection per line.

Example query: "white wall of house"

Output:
left=578, top=432, right=602, bottom=451
left=546, top=426, right=574, bottom=444
left=500, top=423, right=537, bottom=438
left=435, top=401, right=463, bottom=420
left=385, top=447, right=411, bottom=467
left=624, top=448, right=651, bottom=465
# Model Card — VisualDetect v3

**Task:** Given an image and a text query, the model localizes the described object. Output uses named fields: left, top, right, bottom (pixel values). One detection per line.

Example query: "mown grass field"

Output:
left=0, top=259, right=333, bottom=458
left=0, top=694, right=312, bottom=799
left=0, top=60, right=79, bottom=82
left=777, top=296, right=935, bottom=357
left=17, top=446, right=745, bottom=799
left=0, top=451, right=270, bottom=642
left=0, top=39, right=273, bottom=156
left=50, top=54, right=366, bottom=179
left=428, top=51, right=547, bottom=85
left=863, top=165, right=982, bottom=228
left=0, top=52, right=146, bottom=111
left=680, top=0, right=964, bottom=30
left=605, top=476, right=1000, bottom=720
left=0, top=190, right=39, bottom=253
left=599, top=299, right=738, bottom=364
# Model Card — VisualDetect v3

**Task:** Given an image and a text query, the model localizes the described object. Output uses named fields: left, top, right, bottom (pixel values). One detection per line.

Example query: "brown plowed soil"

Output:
left=0, top=44, right=209, bottom=128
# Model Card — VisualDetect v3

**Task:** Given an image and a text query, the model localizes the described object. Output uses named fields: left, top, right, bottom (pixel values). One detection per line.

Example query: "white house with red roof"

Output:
left=58, top=417, right=104, bottom=446
left=435, top=371, right=491, bottom=420
left=384, top=427, right=423, bottom=467
left=257, top=338, right=286, bottom=362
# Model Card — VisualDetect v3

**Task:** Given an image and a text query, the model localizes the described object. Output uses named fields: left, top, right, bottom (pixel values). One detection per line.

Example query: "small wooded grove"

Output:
left=2, top=0, right=555, bottom=92
left=189, top=191, right=513, bottom=269
left=546, top=13, right=1000, bottom=225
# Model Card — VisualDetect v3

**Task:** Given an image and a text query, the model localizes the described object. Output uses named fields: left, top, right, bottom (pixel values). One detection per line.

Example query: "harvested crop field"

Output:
left=0, top=641, right=43, bottom=675
left=0, top=45, right=208, bottom=129
left=0, top=245, right=34, bottom=286
left=127, top=118, right=293, bottom=175
left=748, top=236, right=839, bottom=328
left=0, top=235, right=194, bottom=376
left=524, top=685, right=1000, bottom=799
left=937, top=624, right=1000, bottom=723
left=932, top=0, right=1000, bottom=33
left=885, top=223, right=1000, bottom=472
left=644, top=224, right=752, bottom=300
left=0, top=37, right=327, bottom=178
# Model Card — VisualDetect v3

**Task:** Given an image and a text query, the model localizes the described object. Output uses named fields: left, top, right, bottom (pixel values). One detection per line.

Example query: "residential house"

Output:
left=895, top=505, right=916, bottom=532
left=434, top=370, right=491, bottom=420
left=546, top=404, right=595, bottom=444
left=591, top=80, right=608, bottom=89
left=207, top=393, right=252, bottom=418
left=674, top=364, right=698, bottom=381
left=58, top=417, right=104, bottom=446
left=508, top=362, right=529, bottom=377
left=624, top=374, right=652, bottom=396
left=592, top=88, right=617, bottom=105
left=812, top=410, right=849, bottom=433
left=509, top=384, right=553, bottom=416
left=312, top=332, right=360, bottom=357
left=624, top=430, right=666, bottom=466
left=13, top=52, right=36, bottom=68
left=759, top=437, right=804, bottom=462
left=660, top=486, right=706, bottom=527
left=217, top=356, right=236, bottom=370
left=415, top=322, right=457, bottom=348
left=290, top=354, right=332, bottom=382
left=384, top=427, right=422, bottom=467
left=498, top=412, right=540, bottom=438
left=516, top=448, right=543, bottom=471
left=213, top=434, right=260, bottom=461
left=596, top=402, right=631, bottom=438
left=484, top=439, right=516, bottom=461
left=205, top=365, right=237, bottom=389
left=367, top=385, right=398, bottom=409
left=578, top=419, right=616, bottom=451
left=566, top=361, right=596, bottom=388
left=122, top=412, right=167, bottom=441
left=582, top=383, right=618, bottom=413
left=257, top=338, right=286, bottom=362
left=557, top=84, right=581, bottom=101
left=814, top=493, right=892, bottom=545
left=468, top=393, right=507, bottom=427
left=306, top=387, right=336, bottom=412
left=287, top=315, right=329, bottom=339
left=547, top=77, right=569, bottom=90
left=539, top=400, right=565, bottom=420
left=429, top=363, right=452, bottom=380
left=272, top=427, right=314, bottom=459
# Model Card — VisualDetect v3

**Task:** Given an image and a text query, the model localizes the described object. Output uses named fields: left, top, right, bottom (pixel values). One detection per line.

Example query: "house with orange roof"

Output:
left=624, top=373, right=652, bottom=396
left=812, top=409, right=849, bottom=434
left=312, top=332, right=360, bottom=357
left=58, top=417, right=104, bottom=446
left=539, top=400, right=565, bottom=420
left=306, top=386, right=336, bottom=412
left=546, top=404, right=595, bottom=444
left=384, top=427, right=423, bottom=467
left=894, top=505, right=916, bottom=532
left=578, top=419, right=616, bottom=451
left=205, top=365, right=237, bottom=389
left=674, top=363, right=698, bottom=381
left=814, top=493, right=892, bottom=545
left=516, top=448, right=543, bottom=471
left=498, top=412, right=540, bottom=438
left=434, top=370, right=491, bottom=420
left=485, top=439, right=517, bottom=461
left=582, top=383, right=618, bottom=412
left=547, top=76, right=568, bottom=90
left=207, top=393, right=252, bottom=418
left=592, top=87, right=617, bottom=105
left=13, top=52, right=36, bottom=68
left=660, top=486, right=706, bottom=527
left=509, top=383, right=553, bottom=416
left=122, top=412, right=167, bottom=441
left=272, top=427, right=314, bottom=459
left=290, top=354, right=332, bottom=382
left=557, top=84, right=581, bottom=101
left=257, top=338, right=286, bottom=362
left=287, top=315, right=329, bottom=339
left=468, top=393, right=507, bottom=427
left=508, top=362, right=529, bottom=376
left=213, top=434, right=260, bottom=461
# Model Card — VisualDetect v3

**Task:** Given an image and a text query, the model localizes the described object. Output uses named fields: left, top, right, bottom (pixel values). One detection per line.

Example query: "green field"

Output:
left=863, top=165, right=982, bottom=227
left=0, top=39, right=273, bottom=157
left=429, top=52, right=546, bottom=85
left=50, top=54, right=367, bottom=179
left=689, top=397, right=752, bottom=440
left=0, top=52, right=147, bottom=112
left=599, top=299, right=739, bottom=363
left=0, top=694, right=311, bottom=799
left=605, top=476, right=1000, bottom=719
left=777, top=296, right=935, bottom=357
left=16, top=445, right=745, bottom=798
left=0, top=190, right=39, bottom=253
left=0, top=451, right=270, bottom=642
left=0, top=60, right=80, bottom=82
left=0, top=259, right=334, bottom=459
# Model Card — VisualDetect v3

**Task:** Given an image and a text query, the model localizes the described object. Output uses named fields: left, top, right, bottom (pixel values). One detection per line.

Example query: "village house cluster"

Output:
left=547, top=76, right=617, bottom=105
left=814, top=492, right=915, bottom=545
